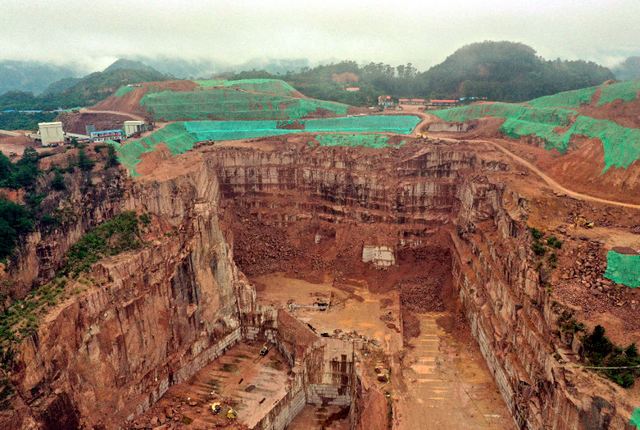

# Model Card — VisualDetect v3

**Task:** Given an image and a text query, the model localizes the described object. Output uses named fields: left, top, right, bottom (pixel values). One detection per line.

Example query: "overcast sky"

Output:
left=2, top=0, right=639, bottom=72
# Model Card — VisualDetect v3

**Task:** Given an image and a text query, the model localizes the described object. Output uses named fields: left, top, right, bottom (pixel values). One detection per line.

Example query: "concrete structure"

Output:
left=38, top=122, right=64, bottom=147
left=91, top=129, right=123, bottom=142
left=362, top=245, right=395, bottom=267
left=123, top=121, right=145, bottom=138
left=428, top=122, right=472, bottom=133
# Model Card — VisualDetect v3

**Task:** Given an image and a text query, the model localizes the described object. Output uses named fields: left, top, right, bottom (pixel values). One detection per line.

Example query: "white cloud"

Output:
left=1, top=0, right=638, bottom=70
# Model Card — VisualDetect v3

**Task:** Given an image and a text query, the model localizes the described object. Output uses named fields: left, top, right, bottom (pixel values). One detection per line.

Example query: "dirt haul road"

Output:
left=80, top=108, right=146, bottom=122
left=467, top=138, right=640, bottom=210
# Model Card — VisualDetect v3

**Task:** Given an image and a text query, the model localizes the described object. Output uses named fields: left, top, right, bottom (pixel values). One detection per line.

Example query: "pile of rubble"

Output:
left=558, top=238, right=639, bottom=316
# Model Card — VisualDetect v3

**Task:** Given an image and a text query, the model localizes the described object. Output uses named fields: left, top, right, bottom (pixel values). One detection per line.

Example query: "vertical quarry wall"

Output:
left=3, top=141, right=638, bottom=429
left=451, top=177, right=637, bottom=430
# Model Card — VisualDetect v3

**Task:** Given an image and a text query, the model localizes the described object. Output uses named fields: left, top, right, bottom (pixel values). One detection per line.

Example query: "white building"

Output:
left=124, top=121, right=145, bottom=137
left=38, top=122, right=64, bottom=147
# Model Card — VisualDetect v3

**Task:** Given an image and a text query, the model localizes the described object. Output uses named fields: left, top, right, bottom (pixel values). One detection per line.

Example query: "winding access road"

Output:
left=467, top=138, right=640, bottom=210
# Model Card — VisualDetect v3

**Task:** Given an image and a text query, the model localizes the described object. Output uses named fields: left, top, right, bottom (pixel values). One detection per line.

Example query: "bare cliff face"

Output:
left=3, top=157, right=253, bottom=429
left=1, top=138, right=636, bottom=429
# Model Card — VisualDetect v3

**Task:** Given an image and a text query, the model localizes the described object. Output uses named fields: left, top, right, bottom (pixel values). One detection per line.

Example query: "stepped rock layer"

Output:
left=1, top=138, right=637, bottom=429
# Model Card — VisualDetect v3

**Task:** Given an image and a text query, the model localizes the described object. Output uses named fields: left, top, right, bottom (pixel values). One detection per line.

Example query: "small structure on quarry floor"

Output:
left=362, top=245, right=396, bottom=267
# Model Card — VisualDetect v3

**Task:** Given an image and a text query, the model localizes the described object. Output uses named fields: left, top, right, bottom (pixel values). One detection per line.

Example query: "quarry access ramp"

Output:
left=80, top=108, right=146, bottom=122
left=463, top=137, right=640, bottom=210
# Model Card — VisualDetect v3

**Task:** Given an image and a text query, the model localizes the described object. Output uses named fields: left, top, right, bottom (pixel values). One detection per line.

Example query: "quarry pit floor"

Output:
left=127, top=342, right=290, bottom=429
left=255, top=273, right=514, bottom=429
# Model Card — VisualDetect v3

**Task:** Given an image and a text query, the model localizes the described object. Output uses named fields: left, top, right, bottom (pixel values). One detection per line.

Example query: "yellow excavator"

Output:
left=575, top=215, right=595, bottom=229
left=227, top=407, right=238, bottom=420
left=416, top=133, right=428, bottom=139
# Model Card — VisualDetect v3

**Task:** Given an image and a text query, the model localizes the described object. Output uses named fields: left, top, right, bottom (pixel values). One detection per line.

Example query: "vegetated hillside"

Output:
left=0, top=60, right=80, bottom=96
left=225, top=41, right=615, bottom=106
left=0, top=68, right=173, bottom=112
left=612, top=56, right=640, bottom=81
left=429, top=80, right=640, bottom=204
left=422, top=41, right=615, bottom=102
left=41, top=77, right=82, bottom=96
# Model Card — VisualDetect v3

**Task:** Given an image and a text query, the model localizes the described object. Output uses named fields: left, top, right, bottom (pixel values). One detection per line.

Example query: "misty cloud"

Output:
left=2, top=0, right=639, bottom=72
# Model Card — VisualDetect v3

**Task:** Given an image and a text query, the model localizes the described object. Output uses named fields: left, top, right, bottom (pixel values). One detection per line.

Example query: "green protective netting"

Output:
left=115, top=115, right=420, bottom=176
left=433, top=104, right=576, bottom=126
left=526, top=81, right=640, bottom=108
left=431, top=103, right=523, bottom=122
left=500, top=118, right=569, bottom=152
left=109, top=122, right=197, bottom=177
left=139, top=88, right=348, bottom=121
left=568, top=116, right=640, bottom=170
left=114, top=86, right=136, bottom=97
left=604, top=251, right=640, bottom=288
left=500, top=115, right=640, bottom=169
left=311, top=134, right=396, bottom=148
left=528, top=87, right=598, bottom=108
left=596, top=81, right=640, bottom=106
left=631, top=408, right=640, bottom=428
left=194, top=79, right=297, bottom=96
left=304, top=115, right=420, bottom=134
left=435, top=99, right=640, bottom=171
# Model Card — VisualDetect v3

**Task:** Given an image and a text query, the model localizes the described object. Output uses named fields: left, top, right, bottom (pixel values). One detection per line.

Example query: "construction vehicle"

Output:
left=227, top=408, right=238, bottom=420
left=260, top=343, right=269, bottom=356
left=211, top=402, right=222, bottom=415
left=575, top=216, right=595, bottom=229
left=416, top=133, right=428, bottom=139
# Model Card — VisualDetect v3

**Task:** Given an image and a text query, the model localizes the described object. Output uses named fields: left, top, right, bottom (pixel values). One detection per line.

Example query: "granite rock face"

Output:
left=2, top=141, right=635, bottom=429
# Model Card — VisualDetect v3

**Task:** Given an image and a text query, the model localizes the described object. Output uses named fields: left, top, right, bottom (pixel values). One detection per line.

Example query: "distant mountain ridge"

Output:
left=0, top=64, right=173, bottom=111
left=0, top=60, right=81, bottom=96
left=612, top=57, right=640, bottom=81
left=103, top=59, right=158, bottom=73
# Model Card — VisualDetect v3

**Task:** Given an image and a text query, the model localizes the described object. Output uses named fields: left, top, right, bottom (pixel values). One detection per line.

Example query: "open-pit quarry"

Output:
left=1, top=79, right=640, bottom=430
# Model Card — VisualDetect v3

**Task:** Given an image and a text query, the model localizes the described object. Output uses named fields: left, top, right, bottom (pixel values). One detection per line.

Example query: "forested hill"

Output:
left=423, top=41, right=615, bottom=102
left=0, top=67, right=172, bottom=111
left=235, top=41, right=616, bottom=105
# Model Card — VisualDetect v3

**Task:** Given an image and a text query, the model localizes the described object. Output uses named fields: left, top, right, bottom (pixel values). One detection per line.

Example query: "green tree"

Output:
left=51, top=171, right=65, bottom=191
left=106, top=145, right=118, bottom=168
left=0, top=197, right=34, bottom=259
left=77, top=149, right=94, bottom=172
left=11, top=147, right=39, bottom=188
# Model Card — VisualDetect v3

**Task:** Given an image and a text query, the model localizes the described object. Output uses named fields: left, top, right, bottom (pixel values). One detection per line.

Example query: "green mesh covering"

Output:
left=115, top=116, right=420, bottom=176
left=433, top=104, right=576, bottom=126
left=631, top=408, right=640, bottom=428
left=604, top=251, right=640, bottom=288
left=431, top=103, right=523, bottom=122
left=139, top=88, right=348, bottom=121
left=500, top=119, right=568, bottom=152
left=114, top=86, right=136, bottom=97
left=109, top=122, right=197, bottom=177
left=596, top=81, right=640, bottom=106
left=304, top=115, right=420, bottom=134
left=568, top=116, right=640, bottom=170
left=193, top=80, right=226, bottom=88
left=311, top=134, right=394, bottom=148
left=527, top=87, right=598, bottom=108
left=500, top=115, right=640, bottom=169
left=435, top=98, right=640, bottom=171
left=194, top=79, right=297, bottom=96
